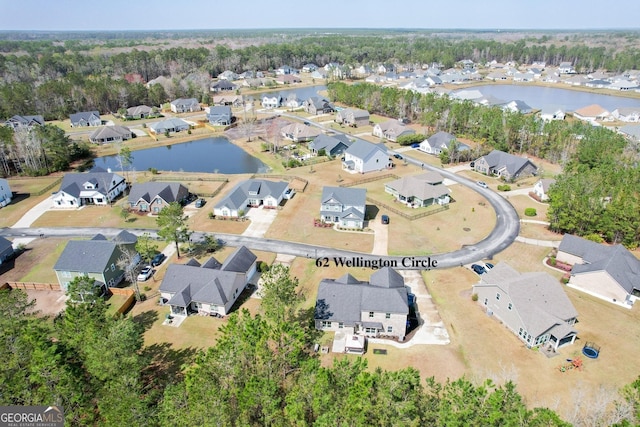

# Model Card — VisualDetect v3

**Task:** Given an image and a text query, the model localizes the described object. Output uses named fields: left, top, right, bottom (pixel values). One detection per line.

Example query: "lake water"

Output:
left=94, top=137, right=269, bottom=174
left=461, top=84, right=640, bottom=112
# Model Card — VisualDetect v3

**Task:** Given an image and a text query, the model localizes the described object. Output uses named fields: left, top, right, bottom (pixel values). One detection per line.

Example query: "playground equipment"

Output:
left=558, top=357, right=583, bottom=373
left=582, top=342, right=601, bottom=359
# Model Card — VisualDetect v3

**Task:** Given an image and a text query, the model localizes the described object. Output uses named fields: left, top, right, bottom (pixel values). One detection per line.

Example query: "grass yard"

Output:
left=0, top=192, right=52, bottom=228
left=32, top=204, right=158, bottom=229
left=17, top=238, right=68, bottom=283
left=505, top=194, right=550, bottom=220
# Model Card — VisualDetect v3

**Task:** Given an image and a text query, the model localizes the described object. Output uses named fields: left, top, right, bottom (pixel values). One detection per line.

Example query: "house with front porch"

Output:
left=335, top=108, right=370, bottom=127
left=214, top=179, right=289, bottom=218
left=309, top=134, right=352, bottom=157
left=315, top=268, right=410, bottom=341
left=261, top=95, right=283, bottom=109
left=54, top=231, right=139, bottom=292
left=0, top=178, right=12, bottom=207
left=372, top=120, right=415, bottom=142
left=52, top=171, right=126, bottom=208
left=159, top=246, right=257, bottom=317
left=320, top=186, right=366, bottom=229
left=70, top=111, right=101, bottom=127
left=557, top=234, right=640, bottom=308
left=170, top=98, right=201, bottom=113
left=342, top=139, right=390, bottom=174
left=385, top=172, right=451, bottom=207
left=473, top=262, right=578, bottom=351
left=128, top=182, right=189, bottom=213
left=473, top=150, right=538, bottom=181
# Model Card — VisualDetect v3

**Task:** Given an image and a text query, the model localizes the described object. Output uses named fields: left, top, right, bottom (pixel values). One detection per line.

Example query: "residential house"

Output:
left=0, top=178, right=12, bottom=207
left=335, top=108, right=370, bottom=127
left=125, top=105, right=153, bottom=119
left=473, top=262, right=578, bottom=351
left=485, top=71, right=508, bottom=81
left=302, top=63, right=318, bottom=73
left=70, top=111, right=101, bottom=127
left=558, top=62, right=576, bottom=74
left=128, top=182, right=189, bottom=213
left=214, top=179, right=289, bottom=218
left=539, top=106, right=566, bottom=122
left=217, top=70, right=238, bottom=81
left=0, top=236, right=14, bottom=265
left=319, top=186, right=366, bottom=229
left=557, top=234, right=640, bottom=308
left=473, top=150, right=538, bottom=181
left=585, top=79, right=611, bottom=89
left=418, top=131, right=470, bottom=155
left=501, top=100, right=533, bottom=114
left=280, top=122, right=321, bottom=142
left=275, top=74, right=302, bottom=85
left=342, top=139, right=390, bottom=174
left=261, top=94, right=282, bottom=109
left=612, top=107, right=640, bottom=122
left=384, top=172, right=451, bottom=207
left=618, top=124, right=640, bottom=141
left=170, top=98, right=201, bottom=113
left=532, top=178, right=556, bottom=202
left=609, top=80, right=638, bottom=91
left=210, top=80, right=238, bottom=93
left=212, top=95, right=244, bottom=106
left=276, top=65, right=296, bottom=75
left=513, top=72, right=535, bottom=82
left=4, top=115, right=45, bottom=130
left=311, top=69, right=328, bottom=80
left=354, top=64, right=373, bottom=77
left=52, top=171, right=126, bottom=208
left=148, top=118, right=190, bottom=134
left=53, top=231, right=139, bottom=292
left=372, top=120, right=415, bottom=142
left=89, top=125, right=132, bottom=144
left=159, top=246, right=257, bottom=317
left=283, top=95, right=303, bottom=109
left=315, top=268, right=409, bottom=341
left=303, top=97, right=335, bottom=115
left=309, top=134, right=352, bottom=157
left=207, top=106, right=233, bottom=125
left=573, top=104, right=611, bottom=123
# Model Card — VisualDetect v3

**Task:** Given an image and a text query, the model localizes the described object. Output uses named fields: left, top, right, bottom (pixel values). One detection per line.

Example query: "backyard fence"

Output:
left=108, top=287, right=135, bottom=296
left=339, top=173, right=400, bottom=187
left=114, top=292, right=136, bottom=316
left=5, top=282, right=61, bottom=291
left=25, top=176, right=63, bottom=197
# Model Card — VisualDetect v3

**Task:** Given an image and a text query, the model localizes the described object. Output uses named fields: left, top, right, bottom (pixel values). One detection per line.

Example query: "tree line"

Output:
left=328, top=81, right=640, bottom=247
left=2, top=266, right=639, bottom=426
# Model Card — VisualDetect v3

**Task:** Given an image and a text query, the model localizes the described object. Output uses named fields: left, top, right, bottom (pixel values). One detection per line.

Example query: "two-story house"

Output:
left=473, top=262, right=578, bottom=351
left=261, top=95, right=283, bottom=109
left=207, top=106, right=233, bottom=125
left=315, top=267, right=410, bottom=341
left=320, top=186, right=366, bottom=229
left=335, top=108, right=370, bottom=127
left=128, top=182, right=189, bottom=213
left=342, top=139, right=390, bottom=174
left=54, top=231, right=139, bottom=292
left=70, top=111, right=101, bottom=127
left=309, top=134, right=352, bottom=157
left=532, top=179, right=556, bottom=202
left=0, top=178, right=12, bottom=207
left=170, top=98, right=201, bottom=113
left=303, top=97, right=335, bottom=115
left=159, top=246, right=257, bottom=317
left=51, top=171, right=126, bottom=208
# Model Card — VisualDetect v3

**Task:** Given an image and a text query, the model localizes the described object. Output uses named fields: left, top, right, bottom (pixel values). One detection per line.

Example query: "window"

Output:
left=508, top=303, right=513, bottom=311
left=385, top=313, right=391, bottom=319
left=62, top=271, right=71, bottom=278
left=387, top=326, right=393, bottom=333
left=338, top=322, right=344, bottom=329
left=496, top=292, right=501, bottom=301
left=111, top=263, right=116, bottom=271
left=321, top=321, right=331, bottom=328
left=483, top=298, right=488, bottom=306
left=368, top=311, right=374, bottom=318
left=364, top=327, right=377, bottom=334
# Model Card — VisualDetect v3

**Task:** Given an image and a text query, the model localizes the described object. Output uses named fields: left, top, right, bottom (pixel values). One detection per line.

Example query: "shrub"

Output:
left=208, top=212, right=214, bottom=219
left=497, top=184, right=511, bottom=191
left=148, top=167, right=159, bottom=175
left=259, top=261, right=270, bottom=272
left=524, top=208, right=537, bottom=216
left=143, top=286, right=151, bottom=292
left=471, top=293, right=478, bottom=301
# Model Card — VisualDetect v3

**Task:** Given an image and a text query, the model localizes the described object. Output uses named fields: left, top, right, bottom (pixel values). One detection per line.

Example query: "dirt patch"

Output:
left=24, top=289, right=67, bottom=317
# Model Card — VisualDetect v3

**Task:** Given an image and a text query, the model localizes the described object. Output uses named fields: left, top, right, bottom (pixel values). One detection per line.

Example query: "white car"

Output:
left=137, top=266, right=154, bottom=281
left=476, top=181, right=489, bottom=189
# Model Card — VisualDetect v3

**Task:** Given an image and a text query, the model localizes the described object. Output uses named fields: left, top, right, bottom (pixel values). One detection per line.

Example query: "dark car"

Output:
left=471, top=264, right=486, bottom=275
left=411, top=143, right=420, bottom=148
left=151, top=253, right=166, bottom=267
left=393, top=154, right=403, bottom=160
left=195, top=198, right=206, bottom=208
left=381, top=214, right=390, bottom=224
left=484, top=262, right=494, bottom=270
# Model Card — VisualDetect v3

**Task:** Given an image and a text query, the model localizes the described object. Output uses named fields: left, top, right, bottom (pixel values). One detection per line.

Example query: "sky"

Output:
left=2, top=0, right=640, bottom=32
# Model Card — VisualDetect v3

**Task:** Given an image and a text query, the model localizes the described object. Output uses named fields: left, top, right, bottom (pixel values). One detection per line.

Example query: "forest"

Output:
left=2, top=266, right=639, bottom=426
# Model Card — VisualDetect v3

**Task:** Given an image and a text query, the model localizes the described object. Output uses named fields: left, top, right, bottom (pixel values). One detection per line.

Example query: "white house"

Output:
left=214, top=179, right=289, bottom=218
left=533, top=179, right=555, bottom=202
left=372, top=120, right=415, bottom=142
left=261, top=95, right=282, bottom=109
left=419, top=131, right=470, bottom=155
left=0, top=178, right=12, bottom=207
left=320, top=186, right=367, bottom=229
left=539, top=106, right=566, bottom=122
left=342, top=140, right=390, bottom=174
left=51, top=171, right=126, bottom=208
left=170, top=98, right=201, bottom=113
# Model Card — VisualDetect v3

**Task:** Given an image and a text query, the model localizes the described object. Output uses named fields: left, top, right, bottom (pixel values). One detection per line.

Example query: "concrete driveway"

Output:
left=367, top=218, right=389, bottom=256
left=242, top=207, right=278, bottom=238
left=11, top=196, right=53, bottom=228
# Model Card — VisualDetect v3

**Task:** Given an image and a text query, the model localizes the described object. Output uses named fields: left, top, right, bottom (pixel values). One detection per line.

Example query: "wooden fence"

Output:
left=5, top=281, right=61, bottom=291
left=108, top=287, right=135, bottom=296
left=114, top=292, right=136, bottom=316
left=339, top=173, right=400, bottom=187
left=27, top=176, right=63, bottom=197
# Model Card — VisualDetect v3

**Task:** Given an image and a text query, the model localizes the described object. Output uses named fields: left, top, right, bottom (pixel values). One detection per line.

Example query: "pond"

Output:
left=94, top=137, right=269, bottom=174
left=460, top=84, right=640, bottom=112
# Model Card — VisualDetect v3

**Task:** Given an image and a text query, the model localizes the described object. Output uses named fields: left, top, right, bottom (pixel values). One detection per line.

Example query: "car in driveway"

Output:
left=284, top=188, right=295, bottom=199
left=411, top=143, right=420, bottom=148
left=393, top=153, right=403, bottom=160
left=471, top=264, right=486, bottom=275
left=137, top=266, right=154, bottom=281
left=195, top=198, right=206, bottom=208
left=151, top=253, right=166, bottom=267
left=476, top=181, right=488, bottom=189
left=381, top=214, right=390, bottom=224
left=484, top=262, right=494, bottom=270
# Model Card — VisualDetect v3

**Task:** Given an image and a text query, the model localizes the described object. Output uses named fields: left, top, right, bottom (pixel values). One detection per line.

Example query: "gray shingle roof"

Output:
left=221, top=246, right=257, bottom=273
left=126, top=105, right=152, bottom=116
left=478, top=150, right=537, bottom=177
left=89, top=125, right=131, bottom=142
left=215, top=179, right=288, bottom=211
left=57, top=172, right=125, bottom=199
left=70, top=111, right=100, bottom=124
left=128, top=182, right=189, bottom=206
left=385, top=173, right=450, bottom=201
left=309, top=134, right=352, bottom=154
left=54, top=232, right=136, bottom=273
left=321, top=186, right=366, bottom=207
left=0, top=236, right=13, bottom=258
left=345, top=139, right=387, bottom=161
left=315, top=267, right=409, bottom=324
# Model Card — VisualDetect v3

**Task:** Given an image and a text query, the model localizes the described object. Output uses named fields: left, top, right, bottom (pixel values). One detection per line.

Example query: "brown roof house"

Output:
left=573, top=104, right=611, bottom=123
left=557, top=234, right=640, bottom=308
left=159, top=246, right=257, bottom=317
left=384, top=172, right=451, bottom=207
left=473, top=262, right=578, bottom=352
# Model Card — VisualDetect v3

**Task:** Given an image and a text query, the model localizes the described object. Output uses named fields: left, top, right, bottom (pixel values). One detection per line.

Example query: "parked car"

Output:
left=393, top=153, right=403, bottom=160
left=381, top=214, right=390, bottom=224
left=484, top=262, right=494, bottom=270
left=151, top=253, right=166, bottom=267
left=411, top=143, right=420, bottom=148
left=195, top=198, right=206, bottom=208
left=137, top=265, right=154, bottom=281
left=471, top=264, right=486, bottom=275
left=476, top=181, right=488, bottom=189
left=284, top=188, right=295, bottom=200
